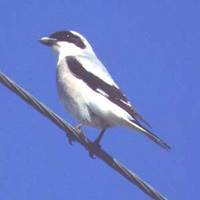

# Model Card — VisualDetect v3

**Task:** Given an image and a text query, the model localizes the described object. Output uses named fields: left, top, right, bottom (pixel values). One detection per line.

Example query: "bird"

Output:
left=39, top=30, right=170, bottom=150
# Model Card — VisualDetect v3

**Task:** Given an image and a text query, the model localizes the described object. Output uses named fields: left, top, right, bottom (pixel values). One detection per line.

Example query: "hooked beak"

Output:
left=39, top=37, right=57, bottom=46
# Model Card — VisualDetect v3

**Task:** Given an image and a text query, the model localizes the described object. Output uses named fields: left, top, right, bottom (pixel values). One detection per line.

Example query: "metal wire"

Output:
left=0, top=71, right=167, bottom=200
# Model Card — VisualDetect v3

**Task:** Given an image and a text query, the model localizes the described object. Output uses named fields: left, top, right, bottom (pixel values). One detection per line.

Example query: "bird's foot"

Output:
left=75, top=124, right=82, bottom=132
left=67, top=132, right=76, bottom=145
left=88, top=140, right=102, bottom=159
left=67, top=124, right=82, bottom=145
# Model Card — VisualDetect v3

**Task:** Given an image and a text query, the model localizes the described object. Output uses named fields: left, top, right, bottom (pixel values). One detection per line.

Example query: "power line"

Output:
left=0, top=71, right=167, bottom=200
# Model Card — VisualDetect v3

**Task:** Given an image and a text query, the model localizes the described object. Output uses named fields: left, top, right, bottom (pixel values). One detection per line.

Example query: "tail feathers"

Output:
left=129, top=120, right=171, bottom=150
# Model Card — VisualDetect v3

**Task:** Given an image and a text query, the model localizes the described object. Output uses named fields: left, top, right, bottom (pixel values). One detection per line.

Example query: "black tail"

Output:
left=129, top=120, right=171, bottom=150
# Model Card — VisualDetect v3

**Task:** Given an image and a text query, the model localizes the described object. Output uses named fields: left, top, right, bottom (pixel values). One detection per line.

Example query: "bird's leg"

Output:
left=94, top=128, right=106, bottom=145
left=67, top=124, right=82, bottom=145
left=75, top=124, right=82, bottom=132
left=88, top=128, right=106, bottom=158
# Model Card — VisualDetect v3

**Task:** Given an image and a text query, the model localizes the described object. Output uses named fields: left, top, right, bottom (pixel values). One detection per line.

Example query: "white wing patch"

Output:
left=120, top=99, right=132, bottom=107
left=96, top=88, right=109, bottom=97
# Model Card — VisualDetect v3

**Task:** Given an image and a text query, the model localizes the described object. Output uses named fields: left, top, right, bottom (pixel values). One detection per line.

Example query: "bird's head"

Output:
left=39, top=30, right=94, bottom=58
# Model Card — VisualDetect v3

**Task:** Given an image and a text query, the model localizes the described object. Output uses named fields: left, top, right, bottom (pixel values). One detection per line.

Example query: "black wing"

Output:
left=66, top=56, right=149, bottom=126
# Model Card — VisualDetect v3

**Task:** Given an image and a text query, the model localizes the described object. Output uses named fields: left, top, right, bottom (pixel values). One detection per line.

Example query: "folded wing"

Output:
left=66, top=56, right=170, bottom=150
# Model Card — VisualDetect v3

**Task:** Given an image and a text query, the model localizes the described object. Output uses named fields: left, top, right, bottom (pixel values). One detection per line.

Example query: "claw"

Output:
left=67, top=133, right=76, bottom=145
left=75, top=124, right=82, bottom=132
left=88, top=141, right=101, bottom=159
left=67, top=124, right=82, bottom=145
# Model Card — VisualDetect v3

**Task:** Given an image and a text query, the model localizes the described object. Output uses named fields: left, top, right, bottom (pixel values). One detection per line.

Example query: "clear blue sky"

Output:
left=0, top=0, right=199, bottom=199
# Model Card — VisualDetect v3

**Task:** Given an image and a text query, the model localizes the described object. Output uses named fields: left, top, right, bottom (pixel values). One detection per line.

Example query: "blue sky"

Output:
left=0, top=0, right=199, bottom=199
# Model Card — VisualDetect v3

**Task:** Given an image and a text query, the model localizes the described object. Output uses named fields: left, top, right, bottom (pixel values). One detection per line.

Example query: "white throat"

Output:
left=52, top=41, right=96, bottom=64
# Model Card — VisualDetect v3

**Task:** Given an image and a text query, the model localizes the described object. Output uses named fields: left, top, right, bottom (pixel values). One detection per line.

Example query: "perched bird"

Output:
left=39, top=30, right=170, bottom=150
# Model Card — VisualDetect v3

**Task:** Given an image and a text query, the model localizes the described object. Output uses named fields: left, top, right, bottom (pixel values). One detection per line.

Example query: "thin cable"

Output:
left=0, top=71, right=167, bottom=200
